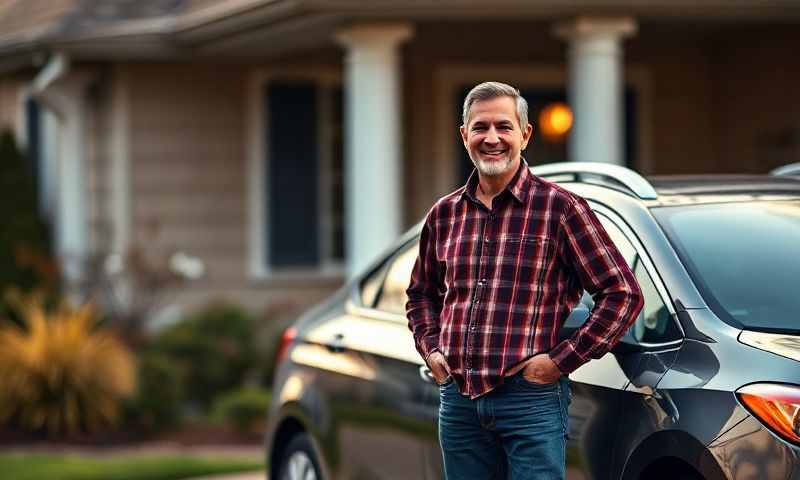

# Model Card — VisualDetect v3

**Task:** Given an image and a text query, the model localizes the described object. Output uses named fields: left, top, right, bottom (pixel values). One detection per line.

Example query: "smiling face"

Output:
left=460, top=96, right=533, bottom=178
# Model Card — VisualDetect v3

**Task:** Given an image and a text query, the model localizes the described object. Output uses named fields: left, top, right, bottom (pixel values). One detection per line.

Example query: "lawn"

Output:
left=0, top=452, right=264, bottom=480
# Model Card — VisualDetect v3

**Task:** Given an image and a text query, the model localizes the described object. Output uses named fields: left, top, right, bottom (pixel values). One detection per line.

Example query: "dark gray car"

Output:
left=265, top=162, right=800, bottom=480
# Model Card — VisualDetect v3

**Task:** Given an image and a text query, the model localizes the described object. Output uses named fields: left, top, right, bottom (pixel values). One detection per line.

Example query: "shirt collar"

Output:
left=460, top=158, right=532, bottom=205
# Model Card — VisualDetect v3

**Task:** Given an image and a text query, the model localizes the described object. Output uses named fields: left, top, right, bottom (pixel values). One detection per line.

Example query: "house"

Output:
left=1, top=0, right=799, bottom=317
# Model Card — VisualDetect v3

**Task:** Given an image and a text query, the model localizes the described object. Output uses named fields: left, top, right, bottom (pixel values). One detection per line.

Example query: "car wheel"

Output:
left=278, top=433, right=322, bottom=480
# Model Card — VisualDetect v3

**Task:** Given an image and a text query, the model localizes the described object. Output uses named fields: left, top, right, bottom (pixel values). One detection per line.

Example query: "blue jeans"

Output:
left=438, top=373, right=570, bottom=480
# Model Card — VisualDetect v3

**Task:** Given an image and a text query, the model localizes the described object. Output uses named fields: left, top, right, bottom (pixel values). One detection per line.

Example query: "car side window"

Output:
left=374, top=243, right=419, bottom=315
left=596, top=214, right=682, bottom=344
left=360, top=258, right=390, bottom=307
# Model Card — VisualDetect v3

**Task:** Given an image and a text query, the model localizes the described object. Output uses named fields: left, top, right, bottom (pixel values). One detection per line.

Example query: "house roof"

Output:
left=2, top=0, right=800, bottom=65
left=0, top=0, right=182, bottom=47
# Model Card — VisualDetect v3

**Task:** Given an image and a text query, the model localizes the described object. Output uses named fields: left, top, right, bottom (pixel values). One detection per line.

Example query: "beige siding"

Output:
left=128, top=63, right=247, bottom=287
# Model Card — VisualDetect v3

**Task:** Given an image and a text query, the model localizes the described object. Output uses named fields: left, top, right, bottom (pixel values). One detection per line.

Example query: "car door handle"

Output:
left=325, top=333, right=346, bottom=353
left=419, top=365, right=436, bottom=384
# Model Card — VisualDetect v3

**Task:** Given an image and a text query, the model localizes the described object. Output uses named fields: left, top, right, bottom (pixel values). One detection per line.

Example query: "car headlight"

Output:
left=736, top=383, right=800, bottom=446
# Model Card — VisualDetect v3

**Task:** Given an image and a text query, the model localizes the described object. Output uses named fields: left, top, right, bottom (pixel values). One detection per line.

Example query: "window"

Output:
left=359, top=241, right=418, bottom=315
left=653, top=200, right=800, bottom=332
left=361, top=255, right=391, bottom=308
left=264, top=81, right=344, bottom=270
left=374, top=245, right=418, bottom=315
left=596, top=214, right=682, bottom=344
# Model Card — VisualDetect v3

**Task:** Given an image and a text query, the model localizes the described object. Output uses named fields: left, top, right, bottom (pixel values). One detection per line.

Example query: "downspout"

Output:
left=27, top=52, right=90, bottom=302
left=25, top=52, right=68, bottom=225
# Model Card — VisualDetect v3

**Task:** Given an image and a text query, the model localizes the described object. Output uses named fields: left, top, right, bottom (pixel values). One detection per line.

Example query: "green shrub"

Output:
left=124, top=352, right=184, bottom=432
left=212, top=387, right=271, bottom=433
left=148, top=304, right=257, bottom=409
left=0, top=129, right=58, bottom=325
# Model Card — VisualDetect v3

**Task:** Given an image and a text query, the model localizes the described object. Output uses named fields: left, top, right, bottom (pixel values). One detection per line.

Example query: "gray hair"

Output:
left=461, top=81, right=529, bottom=129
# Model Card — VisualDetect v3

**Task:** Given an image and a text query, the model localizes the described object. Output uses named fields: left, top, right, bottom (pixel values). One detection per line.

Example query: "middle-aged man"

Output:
left=406, top=81, right=645, bottom=480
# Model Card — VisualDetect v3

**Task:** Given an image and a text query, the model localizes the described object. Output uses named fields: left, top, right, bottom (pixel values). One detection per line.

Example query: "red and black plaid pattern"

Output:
left=406, top=160, right=644, bottom=398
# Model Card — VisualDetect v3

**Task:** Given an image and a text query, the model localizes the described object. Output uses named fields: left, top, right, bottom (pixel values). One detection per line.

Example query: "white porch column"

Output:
left=555, top=18, right=637, bottom=165
left=335, top=23, right=413, bottom=276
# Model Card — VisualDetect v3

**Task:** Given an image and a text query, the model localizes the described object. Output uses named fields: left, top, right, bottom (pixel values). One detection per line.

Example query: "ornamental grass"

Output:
left=0, top=293, right=136, bottom=435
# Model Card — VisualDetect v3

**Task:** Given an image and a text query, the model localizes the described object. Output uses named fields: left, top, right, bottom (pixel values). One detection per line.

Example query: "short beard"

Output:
left=472, top=156, right=516, bottom=177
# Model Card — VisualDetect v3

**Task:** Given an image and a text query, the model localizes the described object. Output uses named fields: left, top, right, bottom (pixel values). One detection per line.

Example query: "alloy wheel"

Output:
left=283, top=450, right=318, bottom=480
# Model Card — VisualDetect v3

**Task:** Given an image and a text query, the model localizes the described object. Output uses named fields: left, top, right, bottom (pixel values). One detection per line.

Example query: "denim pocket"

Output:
left=438, top=376, right=454, bottom=388
left=515, top=372, right=558, bottom=390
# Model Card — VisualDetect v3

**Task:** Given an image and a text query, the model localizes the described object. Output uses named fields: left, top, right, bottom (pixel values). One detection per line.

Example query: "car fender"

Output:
left=268, top=399, right=338, bottom=480
left=621, top=430, right=726, bottom=480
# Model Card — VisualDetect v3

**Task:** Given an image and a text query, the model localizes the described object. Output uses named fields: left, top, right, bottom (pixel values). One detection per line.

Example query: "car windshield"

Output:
left=652, top=199, right=800, bottom=333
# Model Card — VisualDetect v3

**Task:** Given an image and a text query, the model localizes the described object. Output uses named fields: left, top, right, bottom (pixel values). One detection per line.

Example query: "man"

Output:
left=406, top=81, right=644, bottom=480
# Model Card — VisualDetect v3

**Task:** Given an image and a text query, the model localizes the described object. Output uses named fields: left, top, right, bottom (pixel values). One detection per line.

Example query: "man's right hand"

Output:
left=427, top=351, right=450, bottom=384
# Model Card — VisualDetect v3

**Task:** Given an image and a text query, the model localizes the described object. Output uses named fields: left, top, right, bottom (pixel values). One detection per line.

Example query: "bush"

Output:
left=124, top=352, right=184, bottom=432
left=212, top=387, right=271, bottom=433
left=147, top=304, right=258, bottom=409
left=0, top=130, right=58, bottom=325
left=0, top=295, right=136, bottom=435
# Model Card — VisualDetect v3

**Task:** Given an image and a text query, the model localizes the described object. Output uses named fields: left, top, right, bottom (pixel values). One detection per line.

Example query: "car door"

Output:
left=302, top=241, right=432, bottom=480
left=590, top=208, right=684, bottom=479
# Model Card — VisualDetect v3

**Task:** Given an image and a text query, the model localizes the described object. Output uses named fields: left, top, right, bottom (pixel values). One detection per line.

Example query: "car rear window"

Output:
left=652, top=199, right=800, bottom=333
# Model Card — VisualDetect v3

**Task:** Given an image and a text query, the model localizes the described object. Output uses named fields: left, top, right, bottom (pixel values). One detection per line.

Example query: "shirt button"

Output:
left=484, top=236, right=490, bottom=243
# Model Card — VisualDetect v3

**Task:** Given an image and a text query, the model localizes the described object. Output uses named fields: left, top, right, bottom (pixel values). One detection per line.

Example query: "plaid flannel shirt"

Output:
left=406, top=160, right=644, bottom=398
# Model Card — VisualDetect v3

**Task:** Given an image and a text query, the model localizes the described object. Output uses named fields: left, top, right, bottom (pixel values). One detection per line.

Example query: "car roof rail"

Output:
left=530, top=162, right=659, bottom=200
left=770, top=162, right=800, bottom=177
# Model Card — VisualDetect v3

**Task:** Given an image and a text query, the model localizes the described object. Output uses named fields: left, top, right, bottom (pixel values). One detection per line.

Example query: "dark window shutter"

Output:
left=331, top=86, right=345, bottom=261
left=266, top=83, right=319, bottom=268
left=25, top=98, right=41, bottom=188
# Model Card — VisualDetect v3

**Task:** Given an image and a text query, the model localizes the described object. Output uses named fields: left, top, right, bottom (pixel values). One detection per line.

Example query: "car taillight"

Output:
left=275, top=326, right=298, bottom=365
left=737, top=383, right=800, bottom=445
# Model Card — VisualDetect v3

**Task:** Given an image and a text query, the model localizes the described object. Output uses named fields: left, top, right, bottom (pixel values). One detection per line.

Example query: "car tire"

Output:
left=643, top=464, right=703, bottom=480
left=278, top=433, right=322, bottom=480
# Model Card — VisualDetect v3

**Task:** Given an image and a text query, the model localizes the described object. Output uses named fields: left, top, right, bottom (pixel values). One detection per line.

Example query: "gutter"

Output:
left=0, top=52, right=35, bottom=75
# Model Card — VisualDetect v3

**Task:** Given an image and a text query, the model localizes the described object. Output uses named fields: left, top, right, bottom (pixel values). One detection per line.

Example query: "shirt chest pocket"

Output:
left=499, top=234, right=555, bottom=281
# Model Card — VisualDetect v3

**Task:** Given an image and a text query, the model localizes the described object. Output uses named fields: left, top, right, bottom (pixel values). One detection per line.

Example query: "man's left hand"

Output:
left=521, top=353, right=562, bottom=384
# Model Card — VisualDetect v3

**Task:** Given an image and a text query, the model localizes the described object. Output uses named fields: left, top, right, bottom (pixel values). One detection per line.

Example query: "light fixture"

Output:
left=538, top=102, right=573, bottom=142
